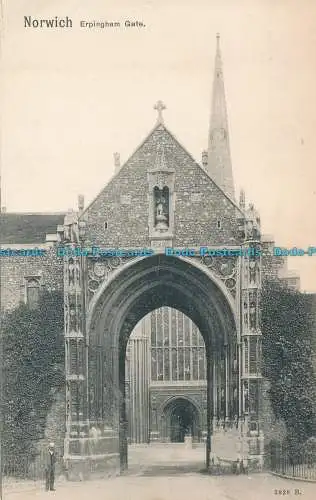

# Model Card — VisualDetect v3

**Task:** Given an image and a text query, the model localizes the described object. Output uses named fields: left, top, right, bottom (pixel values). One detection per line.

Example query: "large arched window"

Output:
left=151, top=307, right=206, bottom=382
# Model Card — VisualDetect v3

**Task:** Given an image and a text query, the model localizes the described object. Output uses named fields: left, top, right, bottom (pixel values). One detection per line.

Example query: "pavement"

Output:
left=2, top=444, right=316, bottom=500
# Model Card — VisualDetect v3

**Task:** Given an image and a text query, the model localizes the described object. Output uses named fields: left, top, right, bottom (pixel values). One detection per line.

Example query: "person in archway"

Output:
left=45, top=442, right=57, bottom=491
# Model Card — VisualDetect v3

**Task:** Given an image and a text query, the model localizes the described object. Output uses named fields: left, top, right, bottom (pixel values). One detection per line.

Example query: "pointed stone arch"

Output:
left=81, top=255, right=238, bottom=471
left=63, top=243, right=263, bottom=478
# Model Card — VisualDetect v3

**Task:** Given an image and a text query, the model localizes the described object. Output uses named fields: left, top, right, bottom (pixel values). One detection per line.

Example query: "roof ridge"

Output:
left=80, top=121, right=244, bottom=218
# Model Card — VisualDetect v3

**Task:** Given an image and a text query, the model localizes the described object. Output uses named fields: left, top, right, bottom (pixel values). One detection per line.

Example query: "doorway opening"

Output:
left=166, top=398, right=200, bottom=443
left=86, top=254, right=237, bottom=471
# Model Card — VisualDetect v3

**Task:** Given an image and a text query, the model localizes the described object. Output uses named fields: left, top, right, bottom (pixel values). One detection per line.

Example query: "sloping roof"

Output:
left=0, top=212, right=65, bottom=244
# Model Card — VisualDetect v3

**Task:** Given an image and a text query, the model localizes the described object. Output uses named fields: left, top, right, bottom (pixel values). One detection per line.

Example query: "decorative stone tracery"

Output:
left=62, top=209, right=89, bottom=463
left=200, top=254, right=238, bottom=297
left=239, top=203, right=263, bottom=465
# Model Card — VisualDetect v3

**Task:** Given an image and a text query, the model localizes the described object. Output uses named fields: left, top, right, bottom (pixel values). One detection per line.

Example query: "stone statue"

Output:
left=249, top=302, right=257, bottom=329
left=157, top=201, right=164, bottom=216
left=249, top=260, right=257, bottom=283
left=69, top=307, right=77, bottom=332
left=155, top=193, right=168, bottom=230
left=75, top=260, right=80, bottom=283
left=68, top=260, right=75, bottom=286
left=245, top=204, right=260, bottom=240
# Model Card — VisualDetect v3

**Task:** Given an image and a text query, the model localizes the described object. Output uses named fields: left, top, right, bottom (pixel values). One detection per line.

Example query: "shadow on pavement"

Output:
left=125, top=462, right=204, bottom=477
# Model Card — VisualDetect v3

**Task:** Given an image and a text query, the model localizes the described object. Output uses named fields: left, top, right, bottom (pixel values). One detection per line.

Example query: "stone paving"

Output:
left=3, top=444, right=316, bottom=500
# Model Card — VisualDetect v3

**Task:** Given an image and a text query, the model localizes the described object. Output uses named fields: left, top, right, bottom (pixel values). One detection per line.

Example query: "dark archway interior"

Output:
left=164, top=399, right=200, bottom=443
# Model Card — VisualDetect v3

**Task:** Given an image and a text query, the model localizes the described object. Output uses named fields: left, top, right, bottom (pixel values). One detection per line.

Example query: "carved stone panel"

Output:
left=86, top=256, right=138, bottom=307
left=200, top=254, right=238, bottom=298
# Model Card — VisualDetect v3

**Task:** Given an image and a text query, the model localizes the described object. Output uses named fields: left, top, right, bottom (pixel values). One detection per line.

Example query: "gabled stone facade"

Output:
left=83, top=124, right=240, bottom=249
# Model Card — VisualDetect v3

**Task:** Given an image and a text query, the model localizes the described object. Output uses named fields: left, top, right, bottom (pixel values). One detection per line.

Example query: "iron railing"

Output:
left=2, top=450, right=64, bottom=483
left=268, top=442, right=316, bottom=481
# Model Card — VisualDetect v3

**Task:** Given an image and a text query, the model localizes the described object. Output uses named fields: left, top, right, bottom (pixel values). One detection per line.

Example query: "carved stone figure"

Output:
left=243, top=300, right=249, bottom=328
left=245, top=204, right=261, bottom=240
left=64, top=224, right=71, bottom=242
left=249, top=301, right=257, bottom=330
left=69, top=307, right=76, bottom=332
left=249, top=260, right=257, bottom=283
left=157, top=201, right=164, bottom=216
left=154, top=190, right=169, bottom=230
left=64, top=210, right=76, bottom=242
left=75, top=260, right=80, bottom=284
left=68, top=260, right=75, bottom=286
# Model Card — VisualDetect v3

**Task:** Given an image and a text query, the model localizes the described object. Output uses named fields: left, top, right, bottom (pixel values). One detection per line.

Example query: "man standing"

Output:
left=45, top=442, right=56, bottom=491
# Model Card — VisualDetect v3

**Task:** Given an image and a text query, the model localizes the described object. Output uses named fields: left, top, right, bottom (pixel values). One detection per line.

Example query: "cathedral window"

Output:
left=193, top=348, right=199, bottom=380
left=184, top=364, right=191, bottom=380
left=172, top=348, right=177, bottom=380
left=151, top=350, right=157, bottom=381
left=198, top=349, right=206, bottom=379
left=178, top=348, right=184, bottom=379
left=104, top=221, right=108, bottom=230
left=151, top=313, right=157, bottom=345
left=157, top=349, right=163, bottom=379
left=217, top=220, right=221, bottom=229
left=150, top=308, right=206, bottom=383
left=164, top=349, right=170, bottom=379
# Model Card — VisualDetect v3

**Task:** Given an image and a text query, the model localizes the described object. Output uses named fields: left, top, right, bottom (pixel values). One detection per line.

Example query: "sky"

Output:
left=1, top=0, right=316, bottom=292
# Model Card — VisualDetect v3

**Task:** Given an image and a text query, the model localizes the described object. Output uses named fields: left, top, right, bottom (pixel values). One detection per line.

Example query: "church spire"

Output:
left=207, top=34, right=235, bottom=200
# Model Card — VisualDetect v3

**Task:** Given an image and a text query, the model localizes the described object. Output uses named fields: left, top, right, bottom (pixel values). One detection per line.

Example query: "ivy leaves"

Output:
left=2, top=290, right=64, bottom=463
left=261, top=280, right=316, bottom=446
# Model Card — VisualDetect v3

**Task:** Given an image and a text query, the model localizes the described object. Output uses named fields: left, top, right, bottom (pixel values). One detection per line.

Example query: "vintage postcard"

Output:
left=0, top=1, right=315, bottom=499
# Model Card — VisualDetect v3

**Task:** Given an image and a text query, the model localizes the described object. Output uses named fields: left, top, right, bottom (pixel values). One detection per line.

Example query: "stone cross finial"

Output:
left=154, top=100, right=166, bottom=124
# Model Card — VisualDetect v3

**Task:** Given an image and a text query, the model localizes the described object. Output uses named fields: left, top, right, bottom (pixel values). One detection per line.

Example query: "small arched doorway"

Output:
left=161, top=397, right=201, bottom=443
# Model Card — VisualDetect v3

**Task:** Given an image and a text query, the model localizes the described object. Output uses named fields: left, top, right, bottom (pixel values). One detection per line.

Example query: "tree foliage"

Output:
left=2, top=290, right=64, bottom=464
left=261, top=279, right=316, bottom=448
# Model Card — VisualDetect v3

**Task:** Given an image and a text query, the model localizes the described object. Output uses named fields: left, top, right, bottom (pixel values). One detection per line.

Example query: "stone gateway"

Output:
left=1, top=34, right=299, bottom=479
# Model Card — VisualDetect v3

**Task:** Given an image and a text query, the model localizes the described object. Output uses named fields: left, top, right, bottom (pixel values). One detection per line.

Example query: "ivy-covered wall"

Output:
left=2, top=290, right=64, bottom=468
left=261, top=279, right=316, bottom=449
